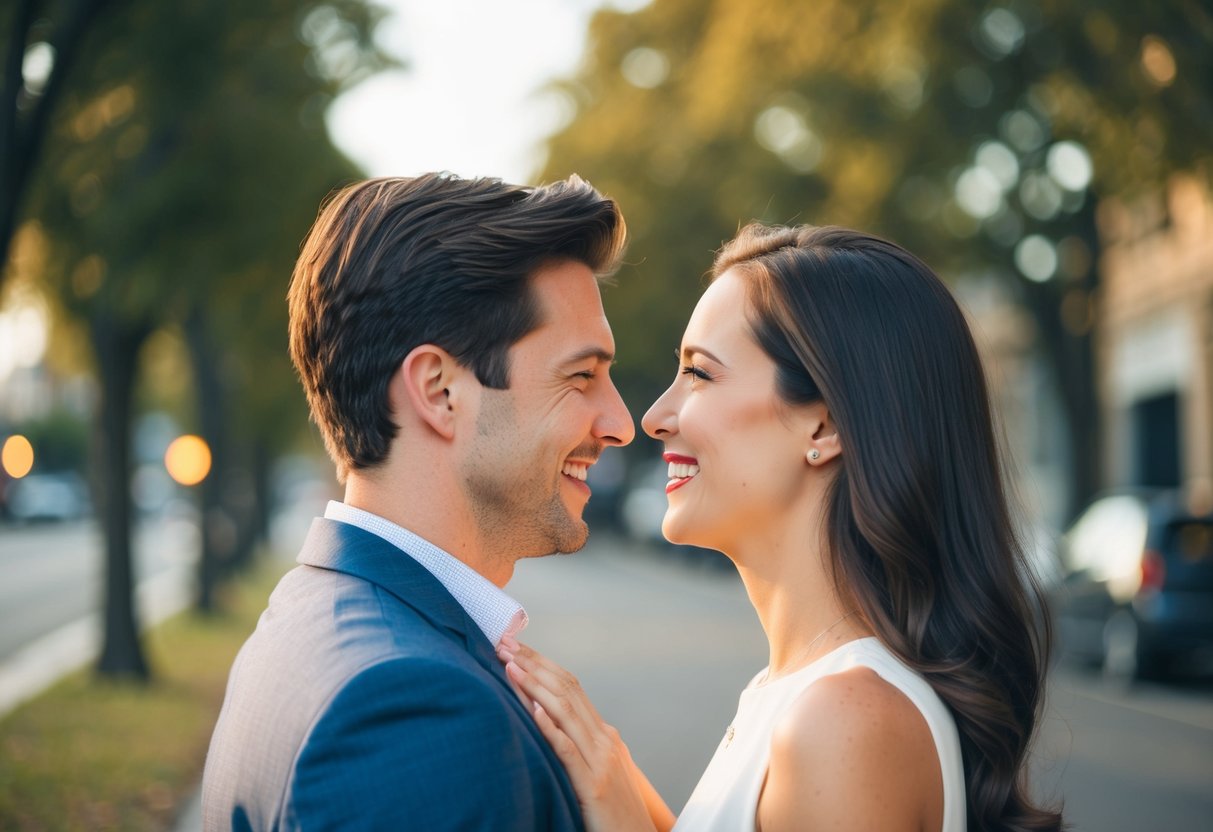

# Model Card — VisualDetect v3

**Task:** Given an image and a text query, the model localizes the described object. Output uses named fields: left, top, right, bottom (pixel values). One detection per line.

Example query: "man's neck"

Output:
left=342, top=473, right=515, bottom=587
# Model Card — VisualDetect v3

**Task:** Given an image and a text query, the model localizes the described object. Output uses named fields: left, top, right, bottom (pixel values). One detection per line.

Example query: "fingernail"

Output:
left=497, top=647, right=514, bottom=662
left=505, top=660, right=521, bottom=677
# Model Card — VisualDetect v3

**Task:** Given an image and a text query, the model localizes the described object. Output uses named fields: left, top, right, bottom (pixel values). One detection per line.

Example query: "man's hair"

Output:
left=288, top=173, right=626, bottom=480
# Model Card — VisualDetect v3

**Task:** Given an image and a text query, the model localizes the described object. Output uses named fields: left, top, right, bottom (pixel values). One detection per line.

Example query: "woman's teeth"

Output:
left=667, top=462, right=700, bottom=480
left=562, top=462, right=589, bottom=481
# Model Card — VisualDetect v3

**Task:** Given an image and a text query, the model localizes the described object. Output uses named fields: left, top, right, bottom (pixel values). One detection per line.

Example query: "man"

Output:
left=202, top=173, right=634, bottom=830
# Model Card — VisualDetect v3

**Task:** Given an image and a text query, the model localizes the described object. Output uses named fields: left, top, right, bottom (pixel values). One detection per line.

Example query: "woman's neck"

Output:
left=731, top=515, right=869, bottom=681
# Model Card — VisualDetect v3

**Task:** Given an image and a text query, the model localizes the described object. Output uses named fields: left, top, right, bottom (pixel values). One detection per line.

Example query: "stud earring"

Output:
left=808, top=449, right=820, bottom=462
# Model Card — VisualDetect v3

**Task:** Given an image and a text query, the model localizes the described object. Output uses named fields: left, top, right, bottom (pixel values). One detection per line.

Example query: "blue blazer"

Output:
left=202, top=518, right=584, bottom=831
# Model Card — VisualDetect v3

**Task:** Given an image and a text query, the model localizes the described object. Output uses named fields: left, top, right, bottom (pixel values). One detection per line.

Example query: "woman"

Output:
left=498, top=224, right=1062, bottom=831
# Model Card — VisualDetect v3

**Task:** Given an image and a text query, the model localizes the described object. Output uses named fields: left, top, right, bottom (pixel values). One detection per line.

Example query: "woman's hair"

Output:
left=714, top=223, right=1061, bottom=831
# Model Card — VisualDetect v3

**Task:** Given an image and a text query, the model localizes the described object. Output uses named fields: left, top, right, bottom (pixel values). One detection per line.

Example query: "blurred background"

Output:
left=1, top=0, right=1211, bottom=829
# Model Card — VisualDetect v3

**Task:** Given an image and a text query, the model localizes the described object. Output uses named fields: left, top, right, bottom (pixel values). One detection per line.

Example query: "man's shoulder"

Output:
left=236, top=563, right=473, bottom=694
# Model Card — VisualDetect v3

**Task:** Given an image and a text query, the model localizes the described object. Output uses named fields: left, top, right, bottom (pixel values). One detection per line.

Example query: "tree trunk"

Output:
left=184, top=306, right=230, bottom=613
left=91, top=309, right=152, bottom=679
left=250, top=438, right=272, bottom=546
left=1019, top=202, right=1104, bottom=523
left=0, top=0, right=117, bottom=289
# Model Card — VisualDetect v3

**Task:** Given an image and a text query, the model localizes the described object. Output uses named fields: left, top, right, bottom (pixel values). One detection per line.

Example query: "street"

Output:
left=0, top=517, right=197, bottom=663
left=512, top=532, right=1213, bottom=830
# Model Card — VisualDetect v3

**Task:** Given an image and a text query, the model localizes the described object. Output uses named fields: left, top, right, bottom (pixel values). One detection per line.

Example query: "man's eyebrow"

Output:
left=681, top=345, right=725, bottom=365
left=560, top=346, right=616, bottom=367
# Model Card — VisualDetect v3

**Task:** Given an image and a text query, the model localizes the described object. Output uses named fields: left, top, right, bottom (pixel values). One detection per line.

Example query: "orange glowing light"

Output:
left=1141, top=35, right=1176, bottom=87
left=164, top=434, right=211, bottom=486
left=2, top=435, right=34, bottom=479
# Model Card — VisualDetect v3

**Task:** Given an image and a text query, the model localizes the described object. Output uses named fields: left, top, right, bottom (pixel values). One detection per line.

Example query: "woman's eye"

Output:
left=680, top=365, right=710, bottom=381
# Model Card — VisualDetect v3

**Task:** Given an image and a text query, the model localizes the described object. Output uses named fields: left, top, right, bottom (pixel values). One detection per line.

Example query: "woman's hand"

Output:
left=497, top=635, right=671, bottom=832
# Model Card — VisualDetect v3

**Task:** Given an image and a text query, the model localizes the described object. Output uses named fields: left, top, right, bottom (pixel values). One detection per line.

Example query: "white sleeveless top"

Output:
left=674, top=638, right=966, bottom=832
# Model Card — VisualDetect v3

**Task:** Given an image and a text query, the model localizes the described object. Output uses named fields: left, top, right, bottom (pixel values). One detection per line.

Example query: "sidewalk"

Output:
left=0, top=564, right=193, bottom=718
left=175, top=786, right=202, bottom=832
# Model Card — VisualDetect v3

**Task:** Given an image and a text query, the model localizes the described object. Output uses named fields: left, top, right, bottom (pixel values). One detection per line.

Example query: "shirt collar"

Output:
left=323, top=500, right=528, bottom=647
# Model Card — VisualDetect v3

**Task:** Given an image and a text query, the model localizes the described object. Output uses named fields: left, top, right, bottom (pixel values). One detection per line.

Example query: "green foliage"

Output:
left=26, top=0, right=395, bottom=451
left=0, top=559, right=288, bottom=831
left=542, top=0, right=1213, bottom=418
left=13, top=408, right=89, bottom=473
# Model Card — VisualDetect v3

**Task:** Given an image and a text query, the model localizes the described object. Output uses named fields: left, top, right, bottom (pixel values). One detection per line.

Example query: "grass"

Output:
left=0, top=558, right=289, bottom=831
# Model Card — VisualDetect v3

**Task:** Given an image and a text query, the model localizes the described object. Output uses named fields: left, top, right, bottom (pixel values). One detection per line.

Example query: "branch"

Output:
left=1, top=0, right=39, bottom=198
left=1, top=0, right=117, bottom=289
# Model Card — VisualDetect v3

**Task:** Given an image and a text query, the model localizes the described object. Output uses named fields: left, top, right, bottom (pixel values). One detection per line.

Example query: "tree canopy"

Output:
left=541, top=0, right=1212, bottom=514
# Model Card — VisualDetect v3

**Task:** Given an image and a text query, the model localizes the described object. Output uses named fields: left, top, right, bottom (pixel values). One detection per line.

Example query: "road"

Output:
left=511, top=533, right=1213, bottom=830
left=0, top=516, right=198, bottom=664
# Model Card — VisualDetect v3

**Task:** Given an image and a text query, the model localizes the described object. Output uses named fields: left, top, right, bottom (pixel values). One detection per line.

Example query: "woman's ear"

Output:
left=392, top=345, right=464, bottom=440
left=805, top=403, right=842, bottom=466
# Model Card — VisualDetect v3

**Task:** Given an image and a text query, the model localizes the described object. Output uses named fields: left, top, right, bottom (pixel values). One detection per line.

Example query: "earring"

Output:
left=808, top=449, right=820, bottom=462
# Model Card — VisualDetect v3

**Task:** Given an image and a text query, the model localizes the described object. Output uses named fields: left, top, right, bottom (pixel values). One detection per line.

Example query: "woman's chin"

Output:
left=661, top=515, right=709, bottom=550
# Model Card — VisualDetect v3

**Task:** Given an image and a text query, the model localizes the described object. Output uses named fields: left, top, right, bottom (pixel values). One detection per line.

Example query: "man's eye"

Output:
left=575, top=371, right=595, bottom=380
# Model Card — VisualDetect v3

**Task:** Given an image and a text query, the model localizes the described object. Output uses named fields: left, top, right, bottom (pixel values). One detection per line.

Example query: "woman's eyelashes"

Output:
left=681, top=364, right=711, bottom=381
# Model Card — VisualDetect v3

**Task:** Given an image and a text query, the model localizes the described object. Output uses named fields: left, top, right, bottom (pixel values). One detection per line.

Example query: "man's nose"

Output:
left=596, top=379, right=635, bottom=447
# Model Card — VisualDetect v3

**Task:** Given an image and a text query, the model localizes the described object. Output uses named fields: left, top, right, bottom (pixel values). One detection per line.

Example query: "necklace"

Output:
left=724, top=610, right=858, bottom=748
left=766, top=609, right=858, bottom=685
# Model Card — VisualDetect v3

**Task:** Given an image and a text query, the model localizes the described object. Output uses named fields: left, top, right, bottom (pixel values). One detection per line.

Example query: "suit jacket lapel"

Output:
left=297, top=518, right=580, bottom=804
left=298, top=518, right=476, bottom=645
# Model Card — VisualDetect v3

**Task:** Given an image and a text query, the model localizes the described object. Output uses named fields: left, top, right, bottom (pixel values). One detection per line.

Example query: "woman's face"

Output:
left=642, top=268, right=819, bottom=555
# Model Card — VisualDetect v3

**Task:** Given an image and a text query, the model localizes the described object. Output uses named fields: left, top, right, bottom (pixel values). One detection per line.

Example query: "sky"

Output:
left=328, top=0, right=650, bottom=184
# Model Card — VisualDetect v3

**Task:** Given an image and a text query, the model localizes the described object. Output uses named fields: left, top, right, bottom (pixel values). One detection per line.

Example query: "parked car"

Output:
left=1054, top=490, right=1213, bottom=680
left=6, top=472, right=91, bottom=523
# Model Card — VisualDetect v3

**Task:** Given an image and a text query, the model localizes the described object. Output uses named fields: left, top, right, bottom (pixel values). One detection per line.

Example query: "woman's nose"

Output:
left=642, top=382, right=678, bottom=440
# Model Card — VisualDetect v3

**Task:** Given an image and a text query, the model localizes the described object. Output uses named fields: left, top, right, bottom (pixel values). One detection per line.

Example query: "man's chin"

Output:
left=535, top=516, right=590, bottom=557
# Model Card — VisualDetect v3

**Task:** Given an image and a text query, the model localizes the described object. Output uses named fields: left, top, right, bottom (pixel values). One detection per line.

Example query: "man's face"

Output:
left=461, top=259, right=635, bottom=560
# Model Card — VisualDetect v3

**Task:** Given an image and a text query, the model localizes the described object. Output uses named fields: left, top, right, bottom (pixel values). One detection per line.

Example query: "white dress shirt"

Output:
left=323, top=500, right=528, bottom=647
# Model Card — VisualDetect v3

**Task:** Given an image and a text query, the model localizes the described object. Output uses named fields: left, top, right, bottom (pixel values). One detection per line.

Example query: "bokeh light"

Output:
left=1047, top=141, right=1094, bottom=192
left=956, top=166, right=1004, bottom=219
left=976, top=140, right=1020, bottom=191
left=164, top=434, right=212, bottom=486
left=621, top=47, right=669, bottom=89
left=1140, top=35, right=1177, bottom=88
left=754, top=104, right=822, bottom=173
left=1, top=435, right=35, bottom=479
left=1015, top=234, right=1059, bottom=282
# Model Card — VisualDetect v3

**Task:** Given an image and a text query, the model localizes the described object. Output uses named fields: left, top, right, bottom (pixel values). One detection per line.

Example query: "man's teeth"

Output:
left=562, top=462, right=589, bottom=481
left=667, top=462, right=700, bottom=479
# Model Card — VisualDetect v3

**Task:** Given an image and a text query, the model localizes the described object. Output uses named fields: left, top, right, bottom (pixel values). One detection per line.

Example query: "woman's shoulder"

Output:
left=757, top=659, right=942, bottom=831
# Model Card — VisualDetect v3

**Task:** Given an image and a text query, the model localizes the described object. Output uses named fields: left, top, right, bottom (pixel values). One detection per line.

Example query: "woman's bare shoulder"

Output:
left=757, top=666, right=942, bottom=832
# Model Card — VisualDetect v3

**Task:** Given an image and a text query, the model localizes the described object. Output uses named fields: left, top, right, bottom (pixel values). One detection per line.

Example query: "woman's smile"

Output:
left=663, top=452, right=700, bottom=493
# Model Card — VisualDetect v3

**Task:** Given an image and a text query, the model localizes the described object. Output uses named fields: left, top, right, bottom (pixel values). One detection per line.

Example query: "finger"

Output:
left=505, top=659, right=601, bottom=757
left=502, top=640, right=605, bottom=726
left=530, top=703, right=596, bottom=796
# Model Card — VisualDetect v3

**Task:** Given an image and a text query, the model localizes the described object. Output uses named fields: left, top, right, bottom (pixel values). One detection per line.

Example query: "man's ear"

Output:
left=804, top=402, right=842, bottom=466
left=391, top=345, right=466, bottom=440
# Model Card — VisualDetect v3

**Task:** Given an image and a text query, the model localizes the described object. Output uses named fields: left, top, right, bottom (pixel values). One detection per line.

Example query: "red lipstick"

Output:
left=663, top=452, right=699, bottom=493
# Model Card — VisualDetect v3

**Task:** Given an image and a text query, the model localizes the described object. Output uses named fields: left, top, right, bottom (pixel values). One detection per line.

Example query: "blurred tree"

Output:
left=541, top=0, right=1212, bottom=519
left=14, top=407, right=90, bottom=472
left=23, top=0, right=391, bottom=678
left=1, top=0, right=122, bottom=292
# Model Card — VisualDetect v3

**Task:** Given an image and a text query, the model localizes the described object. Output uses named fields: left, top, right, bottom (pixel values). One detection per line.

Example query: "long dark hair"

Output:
left=715, top=223, right=1061, bottom=832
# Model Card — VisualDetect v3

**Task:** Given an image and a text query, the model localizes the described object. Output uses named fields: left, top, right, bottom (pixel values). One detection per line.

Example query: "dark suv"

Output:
left=1055, top=490, right=1213, bottom=680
